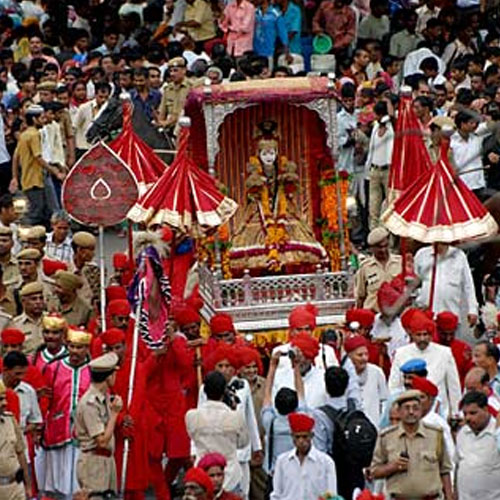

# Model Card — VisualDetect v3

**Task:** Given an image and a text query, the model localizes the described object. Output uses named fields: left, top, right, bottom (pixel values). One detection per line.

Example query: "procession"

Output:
left=2, top=0, right=500, bottom=498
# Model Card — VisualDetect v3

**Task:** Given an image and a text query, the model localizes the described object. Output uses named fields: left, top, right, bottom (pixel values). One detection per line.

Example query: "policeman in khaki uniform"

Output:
left=75, top=352, right=123, bottom=498
left=50, top=270, right=93, bottom=327
left=0, top=380, right=31, bottom=500
left=9, top=282, right=45, bottom=355
left=70, top=231, right=99, bottom=305
left=0, top=226, right=21, bottom=288
left=371, top=390, right=453, bottom=500
left=158, top=57, right=193, bottom=133
left=354, top=227, right=402, bottom=311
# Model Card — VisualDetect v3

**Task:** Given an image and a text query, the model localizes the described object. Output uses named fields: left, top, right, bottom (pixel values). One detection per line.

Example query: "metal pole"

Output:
left=99, top=226, right=107, bottom=332
left=120, top=287, right=143, bottom=498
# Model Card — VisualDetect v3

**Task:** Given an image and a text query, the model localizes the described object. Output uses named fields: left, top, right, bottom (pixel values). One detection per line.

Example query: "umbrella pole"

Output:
left=429, top=243, right=438, bottom=313
left=99, top=225, right=107, bottom=332
left=127, top=220, right=134, bottom=271
left=401, top=237, right=407, bottom=278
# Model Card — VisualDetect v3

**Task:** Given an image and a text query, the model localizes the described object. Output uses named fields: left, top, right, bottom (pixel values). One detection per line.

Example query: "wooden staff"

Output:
left=196, top=346, right=203, bottom=388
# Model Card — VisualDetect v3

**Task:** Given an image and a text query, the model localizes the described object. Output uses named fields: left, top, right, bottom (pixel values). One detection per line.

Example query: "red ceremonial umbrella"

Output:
left=127, top=120, right=238, bottom=235
left=382, top=144, right=498, bottom=309
left=387, top=90, right=433, bottom=203
left=109, top=99, right=166, bottom=195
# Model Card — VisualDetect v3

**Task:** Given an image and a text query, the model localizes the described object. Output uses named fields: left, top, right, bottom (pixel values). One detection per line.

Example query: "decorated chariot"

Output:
left=183, top=76, right=355, bottom=331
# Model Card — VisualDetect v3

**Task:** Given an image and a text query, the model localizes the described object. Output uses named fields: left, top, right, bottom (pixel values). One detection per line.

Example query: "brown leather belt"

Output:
left=0, top=474, right=16, bottom=486
left=82, top=448, right=112, bottom=457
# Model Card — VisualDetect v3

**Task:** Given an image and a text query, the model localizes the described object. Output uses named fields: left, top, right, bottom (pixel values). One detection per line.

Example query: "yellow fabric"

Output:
left=16, top=127, right=44, bottom=190
left=184, top=0, right=216, bottom=42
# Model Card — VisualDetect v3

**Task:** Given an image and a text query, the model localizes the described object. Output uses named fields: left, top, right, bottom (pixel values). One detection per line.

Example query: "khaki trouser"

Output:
left=369, top=167, right=389, bottom=230
left=77, top=453, right=117, bottom=498
left=0, top=481, right=25, bottom=500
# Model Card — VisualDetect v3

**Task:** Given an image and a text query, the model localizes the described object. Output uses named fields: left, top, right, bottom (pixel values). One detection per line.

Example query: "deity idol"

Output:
left=229, top=121, right=327, bottom=276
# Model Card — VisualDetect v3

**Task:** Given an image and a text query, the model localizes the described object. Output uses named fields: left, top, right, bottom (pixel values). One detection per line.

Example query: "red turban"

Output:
left=350, top=309, right=375, bottom=328
left=356, top=490, right=386, bottom=500
left=106, top=286, right=127, bottom=302
left=289, top=304, right=317, bottom=330
left=344, top=335, right=369, bottom=353
left=100, top=328, right=126, bottom=346
left=112, top=253, right=129, bottom=270
left=42, top=258, right=68, bottom=276
left=407, top=309, right=434, bottom=334
left=161, top=226, right=173, bottom=243
left=174, top=305, right=201, bottom=326
left=345, top=308, right=356, bottom=325
left=238, top=346, right=263, bottom=375
left=401, top=308, right=418, bottom=331
left=291, top=332, right=319, bottom=361
left=288, top=412, right=315, bottom=433
left=435, top=311, right=458, bottom=332
left=412, top=376, right=438, bottom=397
left=205, top=344, right=240, bottom=371
left=1, top=328, right=25, bottom=345
left=107, top=299, right=131, bottom=317
left=377, top=281, right=401, bottom=310
left=198, top=452, right=227, bottom=471
left=184, top=467, right=214, bottom=497
left=210, top=313, right=234, bottom=335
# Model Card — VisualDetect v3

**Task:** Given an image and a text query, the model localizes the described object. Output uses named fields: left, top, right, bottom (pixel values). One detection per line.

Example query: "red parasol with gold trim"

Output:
left=127, top=119, right=238, bottom=235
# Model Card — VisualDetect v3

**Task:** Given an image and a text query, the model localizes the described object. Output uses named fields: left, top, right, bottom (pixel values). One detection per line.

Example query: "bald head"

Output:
left=464, top=367, right=490, bottom=396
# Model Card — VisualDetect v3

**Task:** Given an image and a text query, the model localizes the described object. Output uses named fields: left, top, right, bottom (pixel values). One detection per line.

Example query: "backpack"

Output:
left=318, top=405, right=378, bottom=468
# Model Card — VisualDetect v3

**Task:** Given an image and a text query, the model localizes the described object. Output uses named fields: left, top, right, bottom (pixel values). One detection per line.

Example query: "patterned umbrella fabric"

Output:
left=388, top=91, right=433, bottom=203
left=109, top=99, right=166, bottom=195
left=382, top=145, right=498, bottom=243
left=127, top=123, right=238, bottom=235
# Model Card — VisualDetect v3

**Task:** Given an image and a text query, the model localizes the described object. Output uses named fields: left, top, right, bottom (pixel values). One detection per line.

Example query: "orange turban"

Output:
left=288, top=304, right=317, bottom=330
left=1, top=328, right=25, bottom=345
left=100, top=328, right=126, bottom=346
left=435, top=311, right=458, bottom=332
left=210, top=313, right=234, bottom=335
left=288, top=412, right=315, bottom=433
left=107, top=299, right=131, bottom=317
left=184, top=467, right=214, bottom=497
left=291, top=332, right=319, bottom=360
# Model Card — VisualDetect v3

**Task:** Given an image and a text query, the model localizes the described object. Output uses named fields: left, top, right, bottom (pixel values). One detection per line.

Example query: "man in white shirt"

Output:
left=414, top=243, right=478, bottom=339
left=187, top=371, right=250, bottom=493
left=197, top=344, right=261, bottom=498
left=455, top=391, right=500, bottom=500
left=344, top=335, right=388, bottom=427
left=450, top=111, right=493, bottom=197
left=365, top=101, right=394, bottom=229
left=272, top=412, right=337, bottom=500
left=389, top=309, right=462, bottom=419
left=73, top=82, right=111, bottom=155
left=337, top=83, right=358, bottom=174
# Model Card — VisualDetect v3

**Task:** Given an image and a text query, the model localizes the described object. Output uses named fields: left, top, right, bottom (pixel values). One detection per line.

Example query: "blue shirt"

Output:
left=282, top=2, right=302, bottom=55
left=129, top=89, right=161, bottom=121
left=254, top=5, right=289, bottom=57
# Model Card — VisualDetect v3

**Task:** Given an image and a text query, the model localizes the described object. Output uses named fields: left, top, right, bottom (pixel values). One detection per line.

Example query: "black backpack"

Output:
left=318, top=405, right=378, bottom=468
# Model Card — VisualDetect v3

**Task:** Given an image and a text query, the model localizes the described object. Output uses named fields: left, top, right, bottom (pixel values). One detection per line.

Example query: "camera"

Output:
left=223, top=379, right=243, bottom=410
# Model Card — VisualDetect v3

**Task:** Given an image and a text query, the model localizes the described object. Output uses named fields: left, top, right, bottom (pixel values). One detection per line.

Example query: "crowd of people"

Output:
left=2, top=0, right=500, bottom=499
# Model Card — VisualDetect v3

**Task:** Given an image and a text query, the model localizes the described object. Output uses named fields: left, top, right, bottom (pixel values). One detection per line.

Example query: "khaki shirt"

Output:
left=159, top=79, right=193, bottom=127
left=184, top=0, right=217, bottom=42
left=0, top=413, right=25, bottom=477
left=354, top=253, right=402, bottom=311
left=75, top=384, right=114, bottom=452
left=1, top=256, right=21, bottom=288
left=250, top=376, right=266, bottom=436
left=0, top=288, right=17, bottom=317
left=15, top=126, right=44, bottom=190
left=60, top=295, right=93, bottom=327
left=59, top=109, right=74, bottom=146
left=371, top=421, right=452, bottom=497
left=9, top=312, right=43, bottom=355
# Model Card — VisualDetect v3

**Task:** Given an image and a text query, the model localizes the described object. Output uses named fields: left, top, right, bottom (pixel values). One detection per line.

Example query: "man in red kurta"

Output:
left=146, top=327, right=192, bottom=499
left=101, top=328, right=149, bottom=499
left=436, top=311, right=473, bottom=388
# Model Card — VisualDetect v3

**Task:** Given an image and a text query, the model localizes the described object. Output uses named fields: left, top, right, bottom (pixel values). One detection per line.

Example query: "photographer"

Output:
left=197, top=345, right=262, bottom=499
left=186, top=371, right=249, bottom=495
